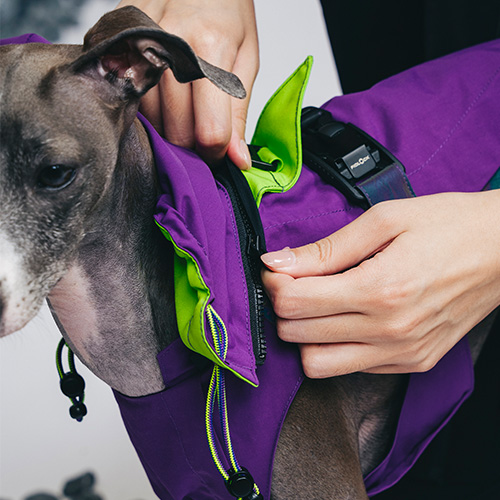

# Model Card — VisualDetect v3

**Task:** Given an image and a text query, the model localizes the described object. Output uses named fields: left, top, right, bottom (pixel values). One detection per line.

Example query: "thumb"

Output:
left=260, top=203, right=402, bottom=278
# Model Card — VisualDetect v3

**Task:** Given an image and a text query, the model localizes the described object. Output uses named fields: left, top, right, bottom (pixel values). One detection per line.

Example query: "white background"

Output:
left=0, top=1, right=340, bottom=498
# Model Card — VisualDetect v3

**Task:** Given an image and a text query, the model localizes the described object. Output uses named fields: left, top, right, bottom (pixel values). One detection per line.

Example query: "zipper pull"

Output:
left=246, top=234, right=264, bottom=257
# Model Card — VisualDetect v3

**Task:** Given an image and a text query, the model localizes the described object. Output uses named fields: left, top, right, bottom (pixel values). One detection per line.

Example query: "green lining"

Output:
left=156, top=221, right=257, bottom=387
left=245, top=56, right=313, bottom=206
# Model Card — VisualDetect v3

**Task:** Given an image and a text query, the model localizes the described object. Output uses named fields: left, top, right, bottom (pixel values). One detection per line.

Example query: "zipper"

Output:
left=215, top=157, right=268, bottom=365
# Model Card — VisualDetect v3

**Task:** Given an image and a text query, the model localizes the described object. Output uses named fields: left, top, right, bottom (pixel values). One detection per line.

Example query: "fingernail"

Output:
left=261, top=248, right=296, bottom=269
left=239, top=139, right=251, bottom=170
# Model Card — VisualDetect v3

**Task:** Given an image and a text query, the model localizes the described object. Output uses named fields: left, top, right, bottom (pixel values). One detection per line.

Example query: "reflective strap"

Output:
left=357, top=164, right=415, bottom=206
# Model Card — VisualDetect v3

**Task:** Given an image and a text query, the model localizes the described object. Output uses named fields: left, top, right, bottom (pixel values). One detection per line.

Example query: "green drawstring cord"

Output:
left=56, top=339, right=77, bottom=380
left=205, top=305, right=261, bottom=499
left=56, top=338, right=87, bottom=421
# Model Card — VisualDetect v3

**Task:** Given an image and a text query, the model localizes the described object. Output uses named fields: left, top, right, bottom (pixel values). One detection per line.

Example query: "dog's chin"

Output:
left=0, top=301, right=45, bottom=338
left=0, top=321, right=27, bottom=338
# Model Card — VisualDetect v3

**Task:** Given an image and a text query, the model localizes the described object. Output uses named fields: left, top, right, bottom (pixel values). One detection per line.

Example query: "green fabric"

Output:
left=157, top=222, right=258, bottom=386
left=156, top=223, right=217, bottom=362
left=156, top=222, right=257, bottom=387
left=245, top=57, right=313, bottom=206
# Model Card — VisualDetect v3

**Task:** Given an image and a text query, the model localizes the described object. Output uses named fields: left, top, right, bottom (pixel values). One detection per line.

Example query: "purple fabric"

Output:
left=116, top=324, right=302, bottom=499
left=5, top=34, right=500, bottom=499
left=135, top=39, right=500, bottom=498
left=148, top=140, right=259, bottom=385
left=258, top=39, right=500, bottom=496
left=0, top=34, right=49, bottom=45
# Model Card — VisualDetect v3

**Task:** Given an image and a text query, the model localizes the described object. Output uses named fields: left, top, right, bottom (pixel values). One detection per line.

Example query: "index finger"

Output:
left=192, top=78, right=233, bottom=164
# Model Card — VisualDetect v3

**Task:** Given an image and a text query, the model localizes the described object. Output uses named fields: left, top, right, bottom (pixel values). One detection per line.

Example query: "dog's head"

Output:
left=0, top=6, right=245, bottom=336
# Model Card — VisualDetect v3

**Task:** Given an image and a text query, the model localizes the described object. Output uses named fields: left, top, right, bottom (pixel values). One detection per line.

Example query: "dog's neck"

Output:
left=49, top=119, right=177, bottom=396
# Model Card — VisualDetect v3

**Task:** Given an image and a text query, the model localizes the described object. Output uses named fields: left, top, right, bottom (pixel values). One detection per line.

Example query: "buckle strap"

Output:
left=301, top=106, right=415, bottom=208
left=358, top=164, right=415, bottom=206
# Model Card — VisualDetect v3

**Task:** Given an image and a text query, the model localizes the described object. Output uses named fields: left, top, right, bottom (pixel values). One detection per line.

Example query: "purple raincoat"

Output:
left=3, top=34, right=500, bottom=499
left=126, top=40, right=500, bottom=499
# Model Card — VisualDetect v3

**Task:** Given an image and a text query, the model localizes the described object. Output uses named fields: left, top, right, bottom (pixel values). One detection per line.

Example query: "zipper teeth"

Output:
left=222, top=172, right=267, bottom=364
left=245, top=232, right=267, bottom=362
left=254, top=285, right=267, bottom=361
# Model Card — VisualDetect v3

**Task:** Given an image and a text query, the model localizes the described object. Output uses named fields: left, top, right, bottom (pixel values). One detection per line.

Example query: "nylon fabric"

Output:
left=245, top=56, right=312, bottom=206
left=141, top=38, right=500, bottom=497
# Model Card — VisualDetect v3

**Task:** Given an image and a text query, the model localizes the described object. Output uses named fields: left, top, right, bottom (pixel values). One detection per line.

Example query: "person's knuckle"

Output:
left=377, top=321, right=399, bottom=342
left=196, top=124, right=231, bottom=152
left=365, top=281, right=396, bottom=314
left=411, top=355, right=438, bottom=373
left=276, top=318, right=296, bottom=342
left=199, top=38, right=225, bottom=61
left=301, top=346, right=360, bottom=378
left=196, top=29, right=220, bottom=50
left=390, top=313, right=422, bottom=342
left=301, top=349, right=322, bottom=378
left=232, top=105, right=249, bottom=127
left=374, top=277, right=417, bottom=318
left=168, top=127, right=192, bottom=146
left=272, top=289, right=298, bottom=319
left=373, top=311, right=415, bottom=344
left=193, top=30, right=237, bottom=65
left=311, top=237, right=335, bottom=271
left=420, top=357, right=438, bottom=372
left=369, top=200, right=401, bottom=231
left=405, top=341, right=437, bottom=372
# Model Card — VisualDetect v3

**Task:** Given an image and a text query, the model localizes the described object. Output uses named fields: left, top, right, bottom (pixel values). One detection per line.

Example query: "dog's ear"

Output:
left=69, top=6, right=246, bottom=99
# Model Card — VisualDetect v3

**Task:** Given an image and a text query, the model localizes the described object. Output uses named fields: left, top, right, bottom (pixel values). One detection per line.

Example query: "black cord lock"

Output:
left=56, top=338, right=88, bottom=422
left=225, top=467, right=263, bottom=499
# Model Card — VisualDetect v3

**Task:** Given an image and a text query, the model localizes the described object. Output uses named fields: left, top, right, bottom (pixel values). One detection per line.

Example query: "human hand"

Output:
left=115, top=0, right=259, bottom=169
left=261, top=191, right=500, bottom=377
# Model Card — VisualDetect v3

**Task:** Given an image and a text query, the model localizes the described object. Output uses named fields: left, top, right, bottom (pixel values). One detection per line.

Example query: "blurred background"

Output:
left=0, top=1, right=340, bottom=498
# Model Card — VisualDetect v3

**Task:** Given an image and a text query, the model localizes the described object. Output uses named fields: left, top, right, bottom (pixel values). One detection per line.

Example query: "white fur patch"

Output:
left=0, top=229, right=38, bottom=336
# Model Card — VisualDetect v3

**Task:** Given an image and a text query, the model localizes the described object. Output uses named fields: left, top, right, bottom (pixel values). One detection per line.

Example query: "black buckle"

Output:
left=248, top=144, right=279, bottom=172
left=301, top=106, right=410, bottom=209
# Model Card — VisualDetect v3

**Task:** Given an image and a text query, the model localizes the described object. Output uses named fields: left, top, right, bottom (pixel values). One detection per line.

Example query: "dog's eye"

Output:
left=37, top=165, right=76, bottom=190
